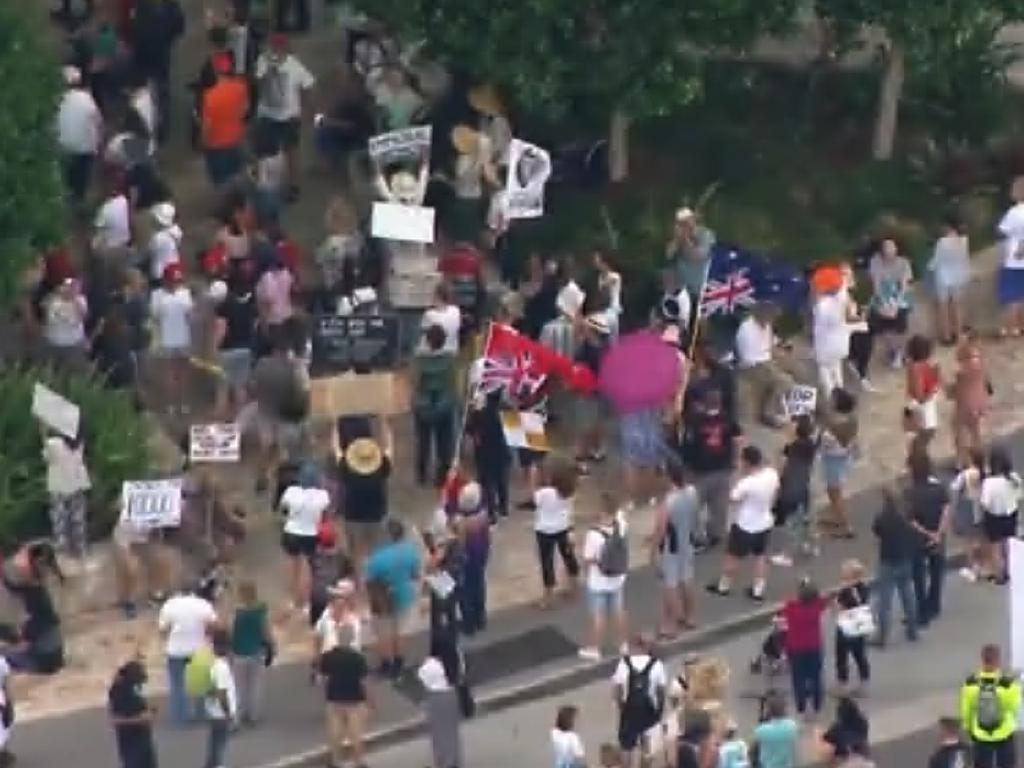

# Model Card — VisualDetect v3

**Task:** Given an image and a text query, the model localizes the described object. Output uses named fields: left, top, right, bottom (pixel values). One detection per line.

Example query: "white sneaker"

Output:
left=578, top=647, right=601, bottom=661
left=959, top=566, right=978, bottom=582
left=860, top=378, right=879, bottom=393
left=770, top=553, right=794, bottom=567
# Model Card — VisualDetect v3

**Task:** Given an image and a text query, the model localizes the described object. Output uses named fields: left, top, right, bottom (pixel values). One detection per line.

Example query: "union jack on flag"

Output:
left=476, top=350, right=548, bottom=400
left=699, top=243, right=808, bottom=316
left=700, top=264, right=755, bottom=315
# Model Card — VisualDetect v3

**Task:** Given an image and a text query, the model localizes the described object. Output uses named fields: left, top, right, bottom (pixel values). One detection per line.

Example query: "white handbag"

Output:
left=837, top=604, right=876, bottom=638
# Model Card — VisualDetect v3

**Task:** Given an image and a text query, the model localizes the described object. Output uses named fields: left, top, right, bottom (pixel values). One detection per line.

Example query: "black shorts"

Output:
left=868, top=308, right=909, bottom=335
left=727, top=525, right=769, bottom=558
left=974, top=737, right=1015, bottom=768
left=281, top=532, right=317, bottom=558
left=257, top=117, right=301, bottom=151
left=518, top=448, right=545, bottom=470
left=983, top=512, right=1017, bottom=543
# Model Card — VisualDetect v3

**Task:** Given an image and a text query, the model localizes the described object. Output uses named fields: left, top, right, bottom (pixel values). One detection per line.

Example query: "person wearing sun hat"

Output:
left=149, top=261, right=194, bottom=414
left=337, top=417, right=395, bottom=571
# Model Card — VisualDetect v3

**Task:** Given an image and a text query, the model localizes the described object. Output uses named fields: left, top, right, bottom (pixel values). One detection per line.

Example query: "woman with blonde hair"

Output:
left=834, top=559, right=872, bottom=695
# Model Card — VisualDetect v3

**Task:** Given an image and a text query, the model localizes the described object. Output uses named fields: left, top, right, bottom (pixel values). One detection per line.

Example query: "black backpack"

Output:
left=621, top=657, right=662, bottom=733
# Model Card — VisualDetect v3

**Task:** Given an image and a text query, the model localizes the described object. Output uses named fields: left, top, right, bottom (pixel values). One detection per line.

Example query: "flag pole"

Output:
left=448, top=319, right=494, bottom=481
left=687, top=253, right=714, bottom=360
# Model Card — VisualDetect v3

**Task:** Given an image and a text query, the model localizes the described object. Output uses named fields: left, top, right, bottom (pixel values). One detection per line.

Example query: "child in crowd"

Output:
left=950, top=448, right=986, bottom=582
left=718, top=719, right=751, bottom=768
left=771, top=415, right=819, bottom=567
left=905, top=334, right=941, bottom=457
left=949, top=328, right=990, bottom=467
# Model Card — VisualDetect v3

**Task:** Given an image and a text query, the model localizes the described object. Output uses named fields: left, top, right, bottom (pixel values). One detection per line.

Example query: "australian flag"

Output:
left=699, top=242, right=807, bottom=316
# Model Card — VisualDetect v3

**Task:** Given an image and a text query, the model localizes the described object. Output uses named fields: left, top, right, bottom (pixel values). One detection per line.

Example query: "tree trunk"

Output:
left=609, top=108, right=630, bottom=182
left=872, top=41, right=905, bottom=160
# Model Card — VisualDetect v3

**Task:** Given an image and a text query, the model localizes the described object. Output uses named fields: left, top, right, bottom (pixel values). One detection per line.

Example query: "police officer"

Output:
left=959, top=644, right=1022, bottom=768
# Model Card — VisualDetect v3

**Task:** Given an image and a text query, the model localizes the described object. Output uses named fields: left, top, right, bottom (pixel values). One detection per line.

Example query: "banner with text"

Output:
left=368, top=125, right=432, bottom=166
left=189, top=423, right=241, bottom=463
left=506, top=138, right=551, bottom=219
left=122, top=479, right=183, bottom=528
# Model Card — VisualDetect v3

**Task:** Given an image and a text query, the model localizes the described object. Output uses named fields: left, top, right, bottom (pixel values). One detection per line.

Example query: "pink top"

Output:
left=256, top=267, right=294, bottom=325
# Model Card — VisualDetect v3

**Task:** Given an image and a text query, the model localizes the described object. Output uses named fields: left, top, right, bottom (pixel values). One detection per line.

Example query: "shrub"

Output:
left=0, top=366, right=152, bottom=547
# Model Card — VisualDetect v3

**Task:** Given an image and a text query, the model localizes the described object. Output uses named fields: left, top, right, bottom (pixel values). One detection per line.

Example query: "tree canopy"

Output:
left=358, top=0, right=800, bottom=122
left=0, top=2, right=64, bottom=305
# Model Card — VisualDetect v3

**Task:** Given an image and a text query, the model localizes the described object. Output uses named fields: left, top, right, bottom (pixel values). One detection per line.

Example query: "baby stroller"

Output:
left=748, top=618, right=788, bottom=719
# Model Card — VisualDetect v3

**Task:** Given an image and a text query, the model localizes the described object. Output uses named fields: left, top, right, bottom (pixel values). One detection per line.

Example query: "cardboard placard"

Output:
left=189, top=423, right=241, bottom=463
left=500, top=410, right=549, bottom=451
left=371, top=202, right=435, bottom=244
left=388, top=271, right=441, bottom=309
left=309, top=372, right=408, bottom=417
left=783, top=385, right=818, bottom=417
left=506, top=138, right=551, bottom=220
left=122, top=479, right=183, bottom=528
left=311, top=314, right=399, bottom=375
left=367, top=125, right=432, bottom=164
left=32, top=383, right=80, bottom=439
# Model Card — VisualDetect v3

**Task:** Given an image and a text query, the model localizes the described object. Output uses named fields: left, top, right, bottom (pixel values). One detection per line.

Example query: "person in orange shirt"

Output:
left=201, top=52, right=249, bottom=188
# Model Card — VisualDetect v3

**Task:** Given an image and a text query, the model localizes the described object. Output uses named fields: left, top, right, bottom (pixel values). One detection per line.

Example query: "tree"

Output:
left=0, top=2, right=64, bottom=306
left=815, top=0, right=1024, bottom=159
left=355, top=0, right=799, bottom=179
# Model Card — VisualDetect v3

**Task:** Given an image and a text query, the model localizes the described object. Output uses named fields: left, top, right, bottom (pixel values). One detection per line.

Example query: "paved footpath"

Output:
left=11, top=431, right=1024, bottom=768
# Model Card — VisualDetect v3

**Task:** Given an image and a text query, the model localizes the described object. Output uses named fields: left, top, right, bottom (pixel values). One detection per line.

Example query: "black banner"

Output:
left=311, top=314, right=400, bottom=375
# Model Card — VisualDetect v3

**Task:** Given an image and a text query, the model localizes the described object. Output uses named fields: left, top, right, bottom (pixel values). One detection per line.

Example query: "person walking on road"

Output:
left=979, top=447, right=1021, bottom=585
left=418, top=633, right=470, bottom=768
left=870, top=488, right=918, bottom=648
left=612, top=634, right=667, bottom=768
left=579, top=494, right=630, bottom=661
left=833, top=559, right=871, bottom=695
left=905, top=451, right=950, bottom=628
left=319, top=623, right=372, bottom=768
left=551, top=704, right=587, bottom=768
left=157, top=583, right=217, bottom=724
left=533, top=460, right=581, bottom=610
left=960, top=643, right=1021, bottom=768
left=650, top=460, right=698, bottom=637
left=202, top=628, right=237, bottom=768
left=108, top=659, right=158, bottom=768
left=230, top=579, right=274, bottom=725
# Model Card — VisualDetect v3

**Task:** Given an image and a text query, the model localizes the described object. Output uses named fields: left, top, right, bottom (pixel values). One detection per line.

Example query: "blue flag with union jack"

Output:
left=699, top=243, right=807, bottom=316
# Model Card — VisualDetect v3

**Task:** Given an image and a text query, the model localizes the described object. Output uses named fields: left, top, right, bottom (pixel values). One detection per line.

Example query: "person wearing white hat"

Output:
left=666, top=207, right=716, bottom=313
left=147, top=202, right=183, bottom=283
left=56, top=65, right=102, bottom=205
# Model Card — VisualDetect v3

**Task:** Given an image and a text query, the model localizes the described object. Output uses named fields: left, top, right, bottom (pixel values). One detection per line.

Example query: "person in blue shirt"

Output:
left=752, top=692, right=799, bottom=768
left=365, top=519, right=422, bottom=677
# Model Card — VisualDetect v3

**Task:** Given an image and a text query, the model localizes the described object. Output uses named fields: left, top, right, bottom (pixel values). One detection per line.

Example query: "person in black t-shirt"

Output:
left=820, top=696, right=870, bottom=763
left=905, top=451, right=950, bottom=627
left=338, top=416, right=393, bottom=570
left=213, top=268, right=257, bottom=413
left=871, top=488, right=919, bottom=646
left=680, top=388, right=741, bottom=548
left=771, top=415, right=819, bottom=565
left=928, top=716, right=971, bottom=768
left=108, top=660, right=157, bottom=768
left=320, top=627, right=371, bottom=768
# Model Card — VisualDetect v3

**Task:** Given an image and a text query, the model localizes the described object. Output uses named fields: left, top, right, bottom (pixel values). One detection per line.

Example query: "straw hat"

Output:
left=344, top=437, right=383, bottom=475
left=468, top=84, right=505, bottom=116
left=451, top=124, right=481, bottom=155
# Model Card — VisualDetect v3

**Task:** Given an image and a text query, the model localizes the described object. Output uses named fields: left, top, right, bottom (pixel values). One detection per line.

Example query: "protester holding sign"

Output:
left=43, top=431, right=92, bottom=573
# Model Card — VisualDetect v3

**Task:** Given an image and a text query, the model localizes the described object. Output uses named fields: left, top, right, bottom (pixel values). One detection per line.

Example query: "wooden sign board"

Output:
left=310, top=372, right=409, bottom=418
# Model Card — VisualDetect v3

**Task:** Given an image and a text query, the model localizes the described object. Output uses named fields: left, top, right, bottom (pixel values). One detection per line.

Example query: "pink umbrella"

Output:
left=599, top=330, right=684, bottom=413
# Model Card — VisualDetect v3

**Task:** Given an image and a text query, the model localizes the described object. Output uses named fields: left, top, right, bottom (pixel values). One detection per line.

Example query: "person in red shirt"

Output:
left=201, top=52, right=249, bottom=188
left=781, top=577, right=827, bottom=716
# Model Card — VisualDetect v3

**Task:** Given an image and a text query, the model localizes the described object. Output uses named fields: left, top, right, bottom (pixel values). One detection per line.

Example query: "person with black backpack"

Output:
left=579, top=494, right=630, bottom=661
left=612, top=634, right=667, bottom=767
left=959, top=643, right=1021, bottom=768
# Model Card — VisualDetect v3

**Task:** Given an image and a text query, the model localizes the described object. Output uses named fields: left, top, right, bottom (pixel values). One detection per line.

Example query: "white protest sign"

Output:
left=189, top=423, right=240, bottom=463
left=31, top=383, right=80, bottom=439
left=371, top=202, right=435, bottom=243
left=783, top=385, right=817, bottom=417
left=506, top=138, right=551, bottom=219
left=122, top=479, right=183, bottom=528
left=368, top=125, right=432, bottom=163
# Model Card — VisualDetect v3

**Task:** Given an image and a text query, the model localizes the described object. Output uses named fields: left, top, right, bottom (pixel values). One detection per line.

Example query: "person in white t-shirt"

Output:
left=812, top=282, right=851, bottom=396
left=613, top=634, right=669, bottom=764
left=533, top=462, right=582, bottom=608
left=148, top=202, right=183, bottom=282
left=707, top=445, right=780, bottom=601
left=92, top=185, right=132, bottom=253
left=420, top=283, right=462, bottom=354
left=997, top=177, right=1024, bottom=336
left=313, top=579, right=364, bottom=656
left=0, top=654, right=12, bottom=761
left=578, top=494, right=629, bottom=661
left=980, top=447, right=1022, bottom=584
left=56, top=66, right=102, bottom=204
left=149, top=262, right=194, bottom=415
left=255, top=34, right=315, bottom=198
left=551, top=704, right=587, bottom=768
left=278, top=462, right=331, bottom=611
left=735, top=304, right=792, bottom=428
left=204, top=629, right=237, bottom=768
left=158, top=586, right=217, bottom=724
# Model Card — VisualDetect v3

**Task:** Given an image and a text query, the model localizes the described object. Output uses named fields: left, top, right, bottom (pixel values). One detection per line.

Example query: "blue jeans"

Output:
left=204, top=719, right=230, bottom=768
left=788, top=649, right=823, bottom=714
left=166, top=655, right=191, bottom=724
left=874, top=561, right=917, bottom=644
left=460, top=560, right=488, bottom=634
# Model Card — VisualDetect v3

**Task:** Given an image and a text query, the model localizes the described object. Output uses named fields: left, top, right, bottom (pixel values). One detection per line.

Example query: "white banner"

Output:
left=189, top=423, right=240, bottom=463
left=122, top=479, right=183, bottom=528
left=368, top=125, right=432, bottom=164
left=506, top=138, right=551, bottom=220
left=783, top=385, right=817, bottom=418
left=31, top=383, right=80, bottom=439
left=371, top=201, right=435, bottom=243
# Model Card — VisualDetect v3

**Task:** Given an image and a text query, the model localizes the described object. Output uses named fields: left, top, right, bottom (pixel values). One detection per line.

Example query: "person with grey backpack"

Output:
left=579, top=494, right=630, bottom=661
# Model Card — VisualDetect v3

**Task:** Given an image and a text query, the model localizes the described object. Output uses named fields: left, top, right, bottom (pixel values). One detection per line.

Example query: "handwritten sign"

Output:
left=367, top=125, right=432, bottom=164
left=122, top=479, right=183, bottom=528
left=189, top=423, right=240, bottom=463
left=783, top=385, right=818, bottom=417
left=309, top=372, right=408, bottom=418
left=311, top=314, right=399, bottom=375
left=32, top=383, right=80, bottom=439
left=371, top=202, right=435, bottom=244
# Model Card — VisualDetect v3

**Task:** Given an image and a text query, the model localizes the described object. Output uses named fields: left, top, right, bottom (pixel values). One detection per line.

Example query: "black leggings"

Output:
left=834, top=631, right=870, bottom=684
left=535, top=530, right=579, bottom=589
left=848, top=330, right=874, bottom=380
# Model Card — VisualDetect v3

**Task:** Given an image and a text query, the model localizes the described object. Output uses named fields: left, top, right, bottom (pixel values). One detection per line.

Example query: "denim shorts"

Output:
left=587, top=587, right=624, bottom=617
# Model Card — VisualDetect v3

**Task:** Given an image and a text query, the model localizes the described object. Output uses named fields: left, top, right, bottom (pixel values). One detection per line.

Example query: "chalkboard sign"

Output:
left=312, top=314, right=399, bottom=374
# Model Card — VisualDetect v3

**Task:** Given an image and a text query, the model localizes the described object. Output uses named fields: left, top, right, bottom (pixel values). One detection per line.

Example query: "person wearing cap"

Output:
left=201, top=50, right=249, bottom=189
left=146, top=202, right=183, bottom=283
left=337, top=418, right=394, bottom=570
left=56, top=65, right=103, bottom=206
left=665, top=207, right=715, bottom=312
left=734, top=302, right=793, bottom=428
left=149, top=262, right=194, bottom=414
left=255, top=33, right=315, bottom=200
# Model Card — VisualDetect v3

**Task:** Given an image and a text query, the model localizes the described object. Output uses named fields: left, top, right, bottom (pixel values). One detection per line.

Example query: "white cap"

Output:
left=152, top=202, right=176, bottom=227
left=62, top=66, right=82, bottom=86
left=675, top=206, right=695, bottom=223
left=207, top=280, right=228, bottom=303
